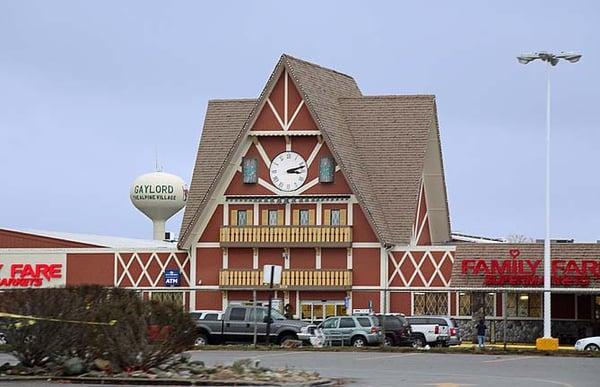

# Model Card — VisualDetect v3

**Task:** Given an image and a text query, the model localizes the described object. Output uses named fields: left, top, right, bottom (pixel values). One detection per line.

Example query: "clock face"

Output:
left=269, top=151, right=308, bottom=192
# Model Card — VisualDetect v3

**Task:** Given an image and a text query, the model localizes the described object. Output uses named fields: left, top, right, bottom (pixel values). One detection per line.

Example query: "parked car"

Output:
left=575, top=336, right=600, bottom=351
left=190, top=310, right=223, bottom=321
left=194, top=305, right=309, bottom=346
left=406, top=316, right=450, bottom=347
left=307, top=315, right=383, bottom=347
left=375, top=314, right=413, bottom=346
left=426, top=316, right=461, bottom=346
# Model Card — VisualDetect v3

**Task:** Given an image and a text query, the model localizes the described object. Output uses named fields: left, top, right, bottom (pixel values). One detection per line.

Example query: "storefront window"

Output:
left=413, top=292, right=448, bottom=315
left=300, top=301, right=346, bottom=323
left=457, top=292, right=495, bottom=317
left=507, top=293, right=542, bottom=318
left=485, top=293, right=495, bottom=316
left=458, top=292, right=471, bottom=316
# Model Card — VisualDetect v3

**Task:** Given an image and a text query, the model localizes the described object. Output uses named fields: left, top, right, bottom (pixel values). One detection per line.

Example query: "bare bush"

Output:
left=0, top=286, right=195, bottom=370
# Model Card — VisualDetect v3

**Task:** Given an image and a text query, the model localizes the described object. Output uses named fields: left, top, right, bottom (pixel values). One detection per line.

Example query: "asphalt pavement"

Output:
left=0, top=349, right=598, bottom=386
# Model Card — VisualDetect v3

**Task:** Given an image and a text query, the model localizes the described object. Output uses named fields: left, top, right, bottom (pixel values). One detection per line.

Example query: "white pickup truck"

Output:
left=407, top=316, right=450, bottom=347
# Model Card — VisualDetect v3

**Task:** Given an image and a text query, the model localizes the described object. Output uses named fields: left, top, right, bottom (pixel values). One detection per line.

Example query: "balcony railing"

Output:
left=219, top=269, right=352, bottom=289
left=219, top=226, right=352, bottom=247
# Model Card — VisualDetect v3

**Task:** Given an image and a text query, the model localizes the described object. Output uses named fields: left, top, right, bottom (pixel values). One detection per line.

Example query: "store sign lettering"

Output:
left=0, top=263, right=63, bottom=287
left=461, top=249, right=599, bottom=287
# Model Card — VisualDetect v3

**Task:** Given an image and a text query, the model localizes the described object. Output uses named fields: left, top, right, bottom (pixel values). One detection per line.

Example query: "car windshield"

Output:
left=271, top=309, right=286, bottom=320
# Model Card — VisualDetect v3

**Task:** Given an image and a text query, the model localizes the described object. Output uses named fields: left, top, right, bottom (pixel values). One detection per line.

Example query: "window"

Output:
left=268, top=210, right=278, bottom=226
left=242, top=158, right=258, bottom=183
left=323, top=208, right=346, bottom=226
left=300, top=301, right=346, bottom=323
left=229, top=307, right=247, bottom=321
left=413, top=292, right=448, bottom=315
left=319, top=156, right=335, bottom=183
left=331, top=210, right=341, bottom=226
left=457, top=292, right=496, bottom=317
left=458, top=292, right=471, bottom=316
left=357, top=317, right=372, bottom=328
left=339, top=317, right=356, bottom=328
left=237, top=210, right=248, bottom=226
left=321, top=318, right=338, bottom=329
left=506, top=293, right=542, bottom=318
left=299, top=209, right=310, bottom=226
left=203, top=313, right=219, bottom=321
left=248, top=308, right=266, bottom=322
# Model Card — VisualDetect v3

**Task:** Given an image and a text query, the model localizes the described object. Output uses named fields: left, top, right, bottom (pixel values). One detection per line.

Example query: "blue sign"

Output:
left=164, top=269, right=180, bottom=287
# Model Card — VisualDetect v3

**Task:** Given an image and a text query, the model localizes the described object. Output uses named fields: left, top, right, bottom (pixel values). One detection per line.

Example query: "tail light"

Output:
left=434, top=325, right=439, bottom=334
left=371, top=326, right=380, bottom=334
left=450, top=327, right=457, bottom=336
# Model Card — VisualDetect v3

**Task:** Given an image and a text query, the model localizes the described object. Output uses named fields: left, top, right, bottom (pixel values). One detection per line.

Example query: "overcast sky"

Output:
left=1, top=1, right=598, bottom=242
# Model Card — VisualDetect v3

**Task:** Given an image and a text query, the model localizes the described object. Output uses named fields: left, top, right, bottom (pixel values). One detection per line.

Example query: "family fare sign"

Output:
left=0, top=253, right=66, bottom=288
left=461, top=249, right=600, bottom=287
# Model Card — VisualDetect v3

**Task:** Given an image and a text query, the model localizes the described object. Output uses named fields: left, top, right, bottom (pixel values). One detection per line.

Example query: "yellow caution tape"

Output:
left=0, top=312, right=117, bottom=326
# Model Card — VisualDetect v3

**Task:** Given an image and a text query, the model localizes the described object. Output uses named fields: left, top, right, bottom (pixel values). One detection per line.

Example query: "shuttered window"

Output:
left=231, top=209, right=252, bottom=226
left=324, top=208, right=347, bottom=226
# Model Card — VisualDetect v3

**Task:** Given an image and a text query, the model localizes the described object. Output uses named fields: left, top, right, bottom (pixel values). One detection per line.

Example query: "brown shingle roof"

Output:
left=178, top=55, right=447, bottom=247
left=338, top=96, right=437, bottom=244
left=179, top=99, right=256, bottom=241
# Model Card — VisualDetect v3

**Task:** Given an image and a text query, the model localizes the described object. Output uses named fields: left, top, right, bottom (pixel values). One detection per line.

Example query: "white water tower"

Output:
left=130, top=171, right=187, bottom=240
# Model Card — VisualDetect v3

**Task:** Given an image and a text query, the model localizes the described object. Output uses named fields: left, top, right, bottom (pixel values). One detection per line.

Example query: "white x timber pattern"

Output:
left=388, top=249, right=454, bottom=288
left=411, top=181, right=428, bottom=245
left=115, top=252, right=190, bottom=288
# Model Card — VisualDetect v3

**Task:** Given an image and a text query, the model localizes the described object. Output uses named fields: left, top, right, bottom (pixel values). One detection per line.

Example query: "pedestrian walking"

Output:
left=476, top=318, right=486, bottom=348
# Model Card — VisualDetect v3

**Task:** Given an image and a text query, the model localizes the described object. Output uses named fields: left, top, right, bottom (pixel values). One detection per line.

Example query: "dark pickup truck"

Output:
left=194, top=305, right=309, bottom=345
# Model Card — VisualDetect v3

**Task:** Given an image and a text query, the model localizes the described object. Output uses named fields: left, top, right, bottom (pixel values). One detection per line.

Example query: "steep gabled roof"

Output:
left=178, top=54, right=450, bottom=248
left=179, top=99, right=256, bottom=241
left=337, top=95, right=438, bottom=245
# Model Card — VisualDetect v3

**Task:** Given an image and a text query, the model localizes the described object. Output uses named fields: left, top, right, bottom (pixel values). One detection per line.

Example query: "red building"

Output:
left=2, top=54, right=600, bottom=342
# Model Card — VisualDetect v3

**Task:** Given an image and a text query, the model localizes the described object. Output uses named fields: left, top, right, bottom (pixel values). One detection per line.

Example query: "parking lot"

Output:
left=1, top=350, right=596, bottom=387
left=189, top=350, right=596, bottom=386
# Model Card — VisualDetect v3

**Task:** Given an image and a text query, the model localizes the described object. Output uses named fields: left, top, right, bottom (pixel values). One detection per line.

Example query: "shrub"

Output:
left=0, top=286, right=196, bottom=369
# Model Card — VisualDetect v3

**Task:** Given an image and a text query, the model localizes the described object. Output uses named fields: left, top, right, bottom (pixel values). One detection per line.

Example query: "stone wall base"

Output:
left=455, top=318, right=595, bottom=344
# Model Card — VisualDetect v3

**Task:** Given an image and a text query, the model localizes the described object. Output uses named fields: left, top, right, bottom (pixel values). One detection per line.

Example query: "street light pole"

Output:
left=517, top=51, right=581, bottom=344
left=544, top=62, right=551, bottom=339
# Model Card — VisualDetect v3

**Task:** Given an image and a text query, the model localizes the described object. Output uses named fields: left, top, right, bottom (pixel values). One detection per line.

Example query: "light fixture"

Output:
left=519, top=295, right=529, bottom=301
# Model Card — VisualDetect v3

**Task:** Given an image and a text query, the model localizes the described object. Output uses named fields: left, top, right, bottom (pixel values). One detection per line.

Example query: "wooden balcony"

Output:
left=219, top=269, right=352, bottom=289
left=219, top=226, right=352, bottom=247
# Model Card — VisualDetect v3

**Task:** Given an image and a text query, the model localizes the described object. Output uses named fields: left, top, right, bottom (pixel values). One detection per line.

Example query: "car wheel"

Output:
left=352, top=336, right=367, bottom=348
left=384, top=336, right=394, bottom=347
left=412, top=334, right=426, bottom=348
left=585, top=343, right=600, bottom=351
left=278, top=333, right=297, bottom=345
left=194, top=333, right=208, bottom=346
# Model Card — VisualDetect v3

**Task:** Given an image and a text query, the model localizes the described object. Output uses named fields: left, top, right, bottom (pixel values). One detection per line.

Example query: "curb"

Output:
left=0, top=375, right=333, bottom=386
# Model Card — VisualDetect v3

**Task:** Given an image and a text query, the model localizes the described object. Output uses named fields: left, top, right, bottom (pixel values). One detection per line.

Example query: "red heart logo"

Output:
left=509, top=249, right=520, bottom=259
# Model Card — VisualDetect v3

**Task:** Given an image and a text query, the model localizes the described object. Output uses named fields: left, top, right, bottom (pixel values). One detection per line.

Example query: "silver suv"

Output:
left=318, top=315, right=383, bottom=347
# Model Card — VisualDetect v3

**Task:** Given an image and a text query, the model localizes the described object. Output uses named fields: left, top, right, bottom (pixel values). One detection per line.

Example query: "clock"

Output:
left=269, top=151, right=308, bottom=192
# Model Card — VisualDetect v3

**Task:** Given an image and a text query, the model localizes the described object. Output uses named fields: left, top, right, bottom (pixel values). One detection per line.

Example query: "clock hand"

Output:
left=286, top=165, right=306, bottom=174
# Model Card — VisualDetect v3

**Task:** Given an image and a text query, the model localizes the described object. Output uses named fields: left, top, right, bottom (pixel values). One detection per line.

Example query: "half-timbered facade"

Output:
left=177, top=54, right=453, bottom=320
